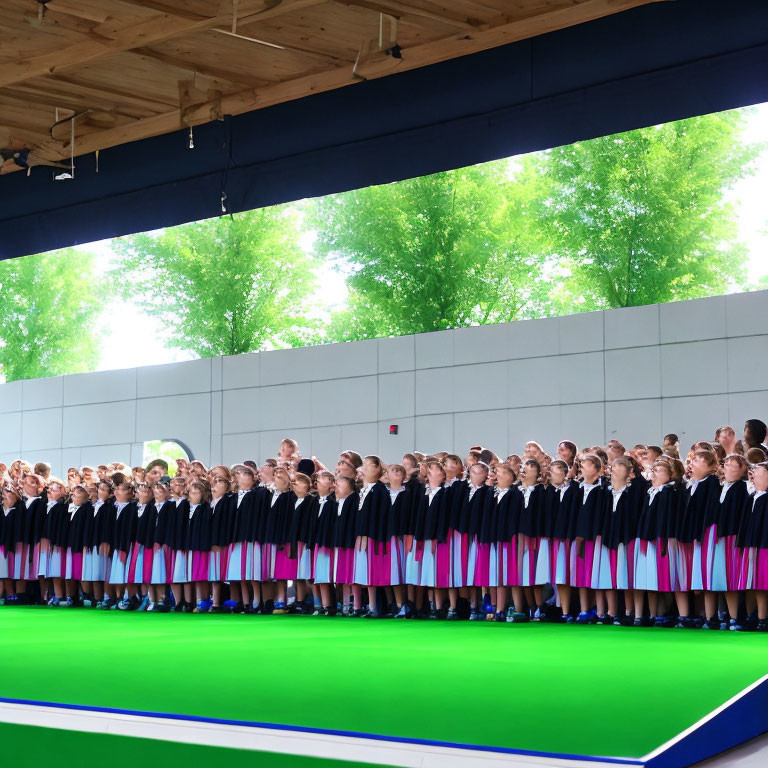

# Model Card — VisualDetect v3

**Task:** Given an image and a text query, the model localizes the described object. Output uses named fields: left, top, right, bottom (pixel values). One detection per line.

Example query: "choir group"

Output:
left=2, top=418, right=768, bottom=631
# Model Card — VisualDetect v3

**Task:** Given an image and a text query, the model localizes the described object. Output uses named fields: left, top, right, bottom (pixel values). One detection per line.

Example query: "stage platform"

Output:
left=0, top=608, right=766, bottom=767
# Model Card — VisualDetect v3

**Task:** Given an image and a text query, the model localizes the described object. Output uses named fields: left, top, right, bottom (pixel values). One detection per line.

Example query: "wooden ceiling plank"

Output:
left=130, top=46, right=273, bottom=88
left=331, top=0, right=483, bottom=31
left=0, top=0, right=326, bottom=89
left=8, top=0, right=666, bottom=163
left=39, top=74, right=179, bottom=110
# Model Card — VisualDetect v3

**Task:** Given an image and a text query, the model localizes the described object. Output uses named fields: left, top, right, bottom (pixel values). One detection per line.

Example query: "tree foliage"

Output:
left=525, top=109, right=761, bottom=311
left=112, top=207, right=318, bottom=357
left=0, top=249, right=102, bottom=382
left=311, top=161, right=547, bottom=340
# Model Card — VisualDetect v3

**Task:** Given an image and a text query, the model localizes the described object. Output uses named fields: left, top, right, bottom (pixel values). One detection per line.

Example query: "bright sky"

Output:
left=84, top=102, right=768, bottom=374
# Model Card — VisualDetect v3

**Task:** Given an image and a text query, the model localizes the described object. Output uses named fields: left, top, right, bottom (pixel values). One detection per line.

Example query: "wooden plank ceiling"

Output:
left=0, top=0, right=665, bottom=174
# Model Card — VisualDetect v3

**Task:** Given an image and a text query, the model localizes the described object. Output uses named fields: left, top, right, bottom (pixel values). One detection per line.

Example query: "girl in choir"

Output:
left=633, top=461, right=676, bottom=625
left=225, top=465, right=260, bottom=613
left=442, top=454, right=467, bottom=617
left=452, top=461, right=491, bottom=620
left=290, top=473, right=314, bottom=612
left=61, top=485, right=88, bottom=607
left=332, top=475, right=358, bottom=615
left=738, top=462, right=768, bottom=630
left=81, top=479, right=111, bottom=607
left=596, top=456, right=645, bottom=624
left=148, top=480, right=172, bottom=612
left=109, top=482, right=138, bottom=610
left=514, top=459, right=546, bottom=620
left=702, top=454, right=749, bottom=630
left=569, top=454, right=606, bottom=623
left=265, top=467, right=293, bottom=614
left=1, top=485, right=24, bottom=602
left=417, top=460, right=450, bottom=618
left=208, top=477, right=232, bottom=613
left=383, top=464, right=409, bottom=618
left=42, top=479, right=68, bottom=605
left=187, top=480, right=213, bottom=612
left=20, top=474, right=46, bottom=590
left=127, top=482, right=155, bottom=610
left=310, top=470, right=337, bottom=615
left=168, top=477, right=191, bottom=612
left=487, top=463, right=519, bottom=621
left=544, top=460, right=576, bottom=620
left=354, top=456, right=390, bottom=618
left=557, top=441, right=578, bottom=469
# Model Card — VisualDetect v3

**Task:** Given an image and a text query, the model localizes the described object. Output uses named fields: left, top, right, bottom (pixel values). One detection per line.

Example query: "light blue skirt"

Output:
left=108, top=551, right=129, bottom=584
left=82, top=548, right=108, bottom=582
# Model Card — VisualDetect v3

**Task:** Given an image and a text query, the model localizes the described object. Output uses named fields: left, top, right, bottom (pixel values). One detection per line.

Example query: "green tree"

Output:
left=112, top=207, right=318, bottom=357
left=526, top=109, right=762, bottom=311
left=311, top=161, right=546, bottom=340
left=0, top=249, right=102, bottom=382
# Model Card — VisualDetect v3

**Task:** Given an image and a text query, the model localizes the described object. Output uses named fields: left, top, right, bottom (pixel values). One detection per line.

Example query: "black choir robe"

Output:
left=601, top=479, right=647, bottom=550
left=309, top=493, right=336, bottom=550
left=677, top=474, right=720, bottom=543
left=331, top=493, right=359, bottom=550
left=358, top=481, right=390, bottom=553
left=708, top=479, right=749, bottom=540
left=82, top=500, right=111, bottom=551
left=738, top=492, right=768, bottom=549
left=547, top=482, right=578, bottom=542
left=451, top=483, right=491, bottom=538
left=1, top=502, right=24, bottom=553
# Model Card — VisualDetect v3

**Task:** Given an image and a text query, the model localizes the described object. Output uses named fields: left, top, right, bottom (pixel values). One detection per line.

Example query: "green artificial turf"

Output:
left=1, top=608, right=767, bottom=759
left=0, top=722, right=377, bottom=768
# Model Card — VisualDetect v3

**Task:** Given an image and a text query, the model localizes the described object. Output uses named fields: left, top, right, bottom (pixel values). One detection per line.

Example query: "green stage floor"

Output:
left=1, top=608, right=767, bottom=759
left=0, top=723, right=376, bottom=768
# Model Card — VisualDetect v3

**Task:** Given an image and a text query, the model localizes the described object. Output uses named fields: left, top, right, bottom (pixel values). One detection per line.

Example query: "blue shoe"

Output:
left=60, top=597, right=73, bottom=608
left=509, top=611, right=529, bottom=623
left=48, top=596, right=60, bottom=607
left=482, top=592, right=493, bottom=614
left=576, top=611, right=592, bottom=624
left=137, top=595, right=150, bottom=612
left=273, top=600, right=287, bottom=615
left=394, top=604, right=410, bottom=619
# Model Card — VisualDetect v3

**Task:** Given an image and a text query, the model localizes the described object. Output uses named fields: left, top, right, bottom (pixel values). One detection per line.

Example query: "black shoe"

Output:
left=209, top=605, right=224, bottom=613
left=363, top=608, right=379, bottom=618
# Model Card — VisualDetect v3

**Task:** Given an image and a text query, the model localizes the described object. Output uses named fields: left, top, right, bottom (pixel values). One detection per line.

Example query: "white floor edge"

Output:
left=0, top=701, right=638, bottom=768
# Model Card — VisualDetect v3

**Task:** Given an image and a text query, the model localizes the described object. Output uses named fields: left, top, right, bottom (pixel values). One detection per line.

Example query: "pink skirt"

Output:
left=191, top=551, right=210, bottom=581
left=65, top=549, right=83, bottom=581
left=273, top=547, right=298, bottom=580
left=333, top=546, right=354, bottom=584
left=505, top=535, right=538, bottom=587
left=748, top=548, right=768, bottom=590
left=367, top=538, right=400, bottom=586
left=550, top=538, right=571, bottom=585
left=569, top=538, right=596, bottom=589
left=676, top=541, right=695, bottom=592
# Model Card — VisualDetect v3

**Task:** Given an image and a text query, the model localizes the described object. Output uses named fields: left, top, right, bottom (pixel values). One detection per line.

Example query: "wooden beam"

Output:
left=8, top=0, right=667, bottom=166
left=0, top=0, right=325, bottom=89
left=130, top=47, right=272, bottom=88
left=331, top=0, right=483, bottom=31
left=110, top=1, right=214, bottom=21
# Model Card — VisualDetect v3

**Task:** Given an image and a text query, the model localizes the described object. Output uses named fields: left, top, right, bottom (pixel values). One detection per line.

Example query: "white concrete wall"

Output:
left=1, top=291, right=766, bottom=476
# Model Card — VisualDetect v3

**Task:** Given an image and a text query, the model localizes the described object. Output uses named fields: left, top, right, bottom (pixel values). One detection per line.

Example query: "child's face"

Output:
left=212, top=480, right=228, bottom=499
left=2, top=490, right=17, bottom=508
left=97, top=484, right=111, bottom=501
left=387, top=467, right=404, bottom=488
left=188, top=486, right=203, bottom=505
left=496, top=469, right=514, bottom=489
left=557, top=444, right=574, bottom=464
left=137, top=486, right=153, bottom=504
left=72, top=488, right=88, bottom=506
left=607, top=444, right=623, bottom=460
left=610, top=462, right=630, bottom=485
left=520, top=462, right=538, bottom=485
left=469, top=465, right=488, bottom=487
left=47, top=483, right=66, bottom=501
left=259, top=465, right=274, bottom=484
left=115, top=486, right=132, bottom=503
left=723, top=460, right=744, bottom=484
left=279, top=442, right=295, bottom=458
left=146, top=466, right=163, bottom=484
left=334, top=478, right=350, bottom=499
left=292, top=480, right=309, bottom=498
left=444, top=459, right=461, bottom=479
left=549, top=465, right=566, bottom=486
left=690, top=455, right=711, bottom=479
left=362, top=459, right=380, bottom=483
left=651, top=464, right=671, bottom=488
left=170, top=479, right=186, bottom=497
left=427, top=465, right=445, bottom=488
left=751, top=467, right=768, bottom=493
left=316, top=475, right=334, bottom=496
left=274, top=472, right=291, bottom=492
left=22, top=476, right=41, bottom=498
left=153, top=486, right=169, bottom=504
left=236, top=470, right=255, bottom=490
left=581, top=461, right=600, bottom=484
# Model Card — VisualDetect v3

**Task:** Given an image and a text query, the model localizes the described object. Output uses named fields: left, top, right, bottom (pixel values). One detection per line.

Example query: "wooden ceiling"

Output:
left=0, top=0, right=664, bottom=175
